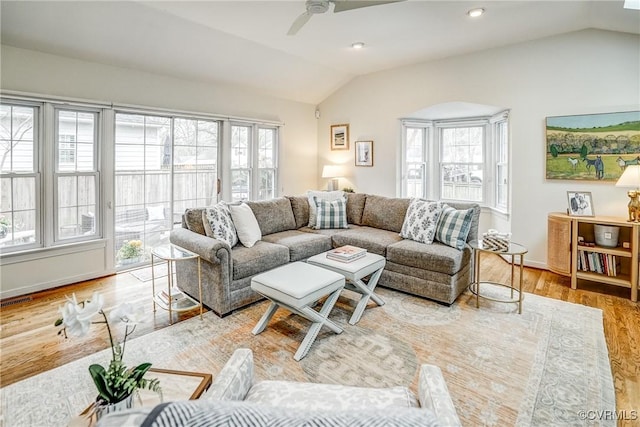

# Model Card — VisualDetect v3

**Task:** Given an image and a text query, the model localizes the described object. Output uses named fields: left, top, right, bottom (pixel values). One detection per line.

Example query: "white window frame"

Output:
left=492, top=114, right=509, bottom=212
left=400, top=112, right=510, bottom=210
left=436, top=119, right=487, bottom=203
left=0, top=100, right=42, bottom=253
left=53, top=107, right=101, bottom=243
left=401, top=121, right=431, bottom=198
left=226, top=121, right=280, bottom=201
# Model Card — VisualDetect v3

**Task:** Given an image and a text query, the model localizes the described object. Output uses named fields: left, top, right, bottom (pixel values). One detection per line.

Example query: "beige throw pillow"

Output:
left=229, top=203, right=262, bottom=248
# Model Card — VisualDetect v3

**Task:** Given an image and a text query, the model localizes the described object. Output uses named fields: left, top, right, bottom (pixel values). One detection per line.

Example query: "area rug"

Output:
left=1, top=286, right=615, bottom=427
left=129, top=263, right=168, bottom=282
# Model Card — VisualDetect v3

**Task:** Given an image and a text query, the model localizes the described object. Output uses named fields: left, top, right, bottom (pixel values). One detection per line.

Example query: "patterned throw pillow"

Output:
left=434, top=204, right=474, bottom=250
left=400, top=199, right=443, bottom=244
left=313, top=197, right=348, bottom=230
left=203, top=203, right=238, bottom=247
left=307, top=190, right=345, bottom=228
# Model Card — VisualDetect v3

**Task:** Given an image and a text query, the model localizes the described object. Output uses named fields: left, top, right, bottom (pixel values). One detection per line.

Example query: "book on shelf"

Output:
left=326, top=245, right=367, bottom=262
left=577, top=249, right=619, bottom=277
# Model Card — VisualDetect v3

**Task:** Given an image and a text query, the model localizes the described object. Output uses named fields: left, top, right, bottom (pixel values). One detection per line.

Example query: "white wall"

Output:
left=0, top=45, right=318, bottom=298
left=317, top=29, right=640, bottom=268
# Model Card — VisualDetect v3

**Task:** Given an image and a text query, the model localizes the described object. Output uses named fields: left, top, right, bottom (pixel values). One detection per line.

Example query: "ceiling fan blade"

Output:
left=287, top=11, right=313, bottom=35
left=332, top=0, right=405, bottom=13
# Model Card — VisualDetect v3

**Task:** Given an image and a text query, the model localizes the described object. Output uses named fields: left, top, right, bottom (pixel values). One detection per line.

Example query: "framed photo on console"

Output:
left=567, top=191, right=594, bottom=216
left=330, top=124, right=349, bottom=150
left=355, top=140, right=373, bottom=166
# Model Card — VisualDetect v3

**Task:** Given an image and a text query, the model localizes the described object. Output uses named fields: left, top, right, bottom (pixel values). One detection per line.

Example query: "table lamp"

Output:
left=322, top=165, right=341, bottom=191
left=615, top=165, right=640, bottom=222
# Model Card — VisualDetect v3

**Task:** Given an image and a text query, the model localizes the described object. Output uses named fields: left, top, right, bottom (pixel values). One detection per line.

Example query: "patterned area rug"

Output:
left=1, top=286, right=615, bottom=427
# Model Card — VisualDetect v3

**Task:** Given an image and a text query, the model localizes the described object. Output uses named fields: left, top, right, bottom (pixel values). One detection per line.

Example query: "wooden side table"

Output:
left=151, top=243, right=203, bottom=324
left=469, top=240, right=528, bottom=314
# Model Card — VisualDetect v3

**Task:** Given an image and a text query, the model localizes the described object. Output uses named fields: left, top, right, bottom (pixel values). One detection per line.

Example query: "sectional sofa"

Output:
left=169, top=193, right=480, bottom=317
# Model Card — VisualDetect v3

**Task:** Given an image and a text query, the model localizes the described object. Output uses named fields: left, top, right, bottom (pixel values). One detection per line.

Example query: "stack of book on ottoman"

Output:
left=326, top=245, right=367, bottom=263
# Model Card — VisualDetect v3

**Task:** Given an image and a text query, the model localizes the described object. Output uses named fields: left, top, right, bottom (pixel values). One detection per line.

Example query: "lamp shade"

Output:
left=322, top=165, right=341, bottom=178
left=616, top=165, right=640, bottom=189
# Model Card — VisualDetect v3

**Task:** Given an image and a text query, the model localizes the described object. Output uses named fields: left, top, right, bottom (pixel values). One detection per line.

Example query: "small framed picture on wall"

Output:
left=355, top=140, right=373, bottom=167
left=567, top=191, right=594, bottom=216
left=330, top=124, right=349, bottom=150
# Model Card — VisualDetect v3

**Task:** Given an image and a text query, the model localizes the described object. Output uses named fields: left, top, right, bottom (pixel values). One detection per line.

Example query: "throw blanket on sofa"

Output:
left=139, top=400, right=441, bottom=427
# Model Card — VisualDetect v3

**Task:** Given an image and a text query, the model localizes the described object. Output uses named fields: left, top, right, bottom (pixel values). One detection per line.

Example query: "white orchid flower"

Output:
left=59, top=294, right=91, bottom=337
left=77, top=292, right=104, bottom=322
left=109, top=303, right=148, bottom=325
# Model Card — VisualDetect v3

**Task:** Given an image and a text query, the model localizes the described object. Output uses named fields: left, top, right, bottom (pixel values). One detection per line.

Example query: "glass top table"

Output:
left=151, top=243, right=203, bottom=325
left=469, top=239, right=528, bottom=314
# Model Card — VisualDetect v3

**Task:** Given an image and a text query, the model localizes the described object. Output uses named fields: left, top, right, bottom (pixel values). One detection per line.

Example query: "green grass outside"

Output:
left=546, top=154, right=627, bottom=181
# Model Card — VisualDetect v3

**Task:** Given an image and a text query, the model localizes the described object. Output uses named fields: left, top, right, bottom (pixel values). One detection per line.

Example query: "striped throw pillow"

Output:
left=435, top=204, right=473, bottom=250
left=313, top=197, right=348, bottom=230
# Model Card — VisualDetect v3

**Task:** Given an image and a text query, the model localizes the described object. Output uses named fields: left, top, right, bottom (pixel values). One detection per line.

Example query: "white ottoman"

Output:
left=251, top=262, right=345, bottom=361
left=307, top=252, right=386, bottom=325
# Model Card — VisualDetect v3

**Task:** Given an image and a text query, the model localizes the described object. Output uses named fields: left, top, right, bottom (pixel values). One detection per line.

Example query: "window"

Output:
left=495, top=119, right=509, bottom=211
left=173, top=118, right=219, bottom=218
left=230, top=124, right=251, bottom=202
left=114, top=113, right=220, bottom=268
left=0, top=103, right=39, bottom=250
left=439, top=125, right=484, bottom=202
left=401, top=111, right=509, bottom=209
left=55, top=109, right=99, bottom=241
left=403, top=126, right=428, bottom=198
left=230, top=123, right=279, bottom=202
left=258, top=127, right=277, bottom=200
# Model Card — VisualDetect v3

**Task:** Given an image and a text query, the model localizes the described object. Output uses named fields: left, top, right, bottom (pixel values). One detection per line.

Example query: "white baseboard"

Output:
left=0, top=270, right=115, bottom=300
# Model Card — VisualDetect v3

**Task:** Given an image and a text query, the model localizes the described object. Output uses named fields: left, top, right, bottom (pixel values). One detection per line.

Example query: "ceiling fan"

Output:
left=288, top=0, right=406, bottom=35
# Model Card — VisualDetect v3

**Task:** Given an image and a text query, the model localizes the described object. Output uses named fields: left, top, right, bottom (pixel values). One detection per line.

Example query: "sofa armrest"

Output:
left=169, top=228, right=231, bottom=266
left=418, top=364, right=461, bottom=426
left=202, top=348, right=254, bottom=401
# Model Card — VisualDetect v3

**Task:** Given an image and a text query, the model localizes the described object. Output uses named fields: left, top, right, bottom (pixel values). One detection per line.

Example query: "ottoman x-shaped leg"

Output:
left=347, top=267, right=385, bottom=325
left=252, top=287, right=344, bottom=361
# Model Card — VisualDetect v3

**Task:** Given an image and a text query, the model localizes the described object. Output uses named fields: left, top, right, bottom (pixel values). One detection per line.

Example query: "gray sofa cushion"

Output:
left=286, top=196, right=310, bottom=229
left=361, top=195, right=410, bottom=233
left=298, top=224, right=363, bottom=237
left=247, top=197, right=296, bottom=236
left=183, top=207, right=207, bottom=236
left=232, top=241, right=290, bottom=280
left=386, top=239, right=471, bottom=275
left=262, top=230, right=332, bottom=262
left=346, top=193, right=367, bottom=225
left=332, top=226, right=403, bottom=256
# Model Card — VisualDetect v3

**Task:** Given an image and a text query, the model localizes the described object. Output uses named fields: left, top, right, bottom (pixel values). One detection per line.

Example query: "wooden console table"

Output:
left=547, top=213, right=638, bottom=302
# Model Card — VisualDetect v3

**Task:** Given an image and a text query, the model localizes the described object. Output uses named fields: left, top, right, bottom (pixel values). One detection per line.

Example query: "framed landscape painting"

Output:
left=545, top=111, right=640, bottom=181
left=330, top=124, right=349, bottom=150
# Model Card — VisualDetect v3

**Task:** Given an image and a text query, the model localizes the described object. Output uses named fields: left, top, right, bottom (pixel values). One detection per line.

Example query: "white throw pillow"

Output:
left=146, top=206, right=165, bottom=221
left=307, top=190, right=345, bottom=228
left=400, top=199, right=443, bottom=244
left=229, top=203, right=262, bottom=248
left=203, top=203, right=238, bottom=247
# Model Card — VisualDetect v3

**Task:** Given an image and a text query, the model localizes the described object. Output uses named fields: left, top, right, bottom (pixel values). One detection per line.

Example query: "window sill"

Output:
left=0, top=239, right=107, bottom=266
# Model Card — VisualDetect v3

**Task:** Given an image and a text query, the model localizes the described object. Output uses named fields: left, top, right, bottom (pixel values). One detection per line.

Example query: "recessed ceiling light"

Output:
left=351, top=42, right=365, bottom=49
left=467, top=8, right=484, bottom=18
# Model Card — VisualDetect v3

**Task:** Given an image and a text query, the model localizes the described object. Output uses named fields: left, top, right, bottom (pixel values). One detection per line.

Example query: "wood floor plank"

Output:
left=1, top=256, right=638, bottom=418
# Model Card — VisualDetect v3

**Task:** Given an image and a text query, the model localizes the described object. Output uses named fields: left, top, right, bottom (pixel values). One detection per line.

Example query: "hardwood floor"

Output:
left=1, top=256, right=638, bottom=420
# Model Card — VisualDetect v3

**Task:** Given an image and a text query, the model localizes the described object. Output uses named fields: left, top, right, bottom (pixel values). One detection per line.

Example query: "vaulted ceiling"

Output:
left=1, top=1, right=638, bottom=104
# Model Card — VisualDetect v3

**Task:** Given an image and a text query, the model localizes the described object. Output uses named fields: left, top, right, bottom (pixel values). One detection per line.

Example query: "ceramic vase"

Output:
left=94, top=393, right=134, bottom=420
